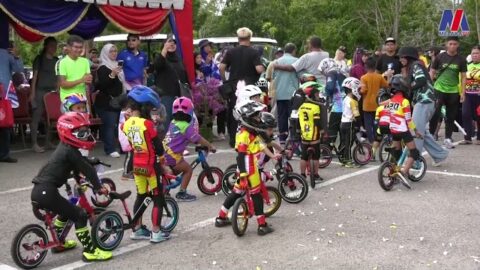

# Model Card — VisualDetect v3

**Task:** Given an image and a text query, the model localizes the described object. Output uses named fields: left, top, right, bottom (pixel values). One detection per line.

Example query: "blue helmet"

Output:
left=127, top=85, right=161, bottom=108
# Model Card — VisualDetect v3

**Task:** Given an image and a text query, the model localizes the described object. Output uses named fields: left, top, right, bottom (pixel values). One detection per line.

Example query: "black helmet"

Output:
left=377, top=88, right=391, bottom=104
left=398, top=47, right=419, bottom=60
left=259, top=112, right=277, bottom=129
left=390, top=75, right=409, bottom=94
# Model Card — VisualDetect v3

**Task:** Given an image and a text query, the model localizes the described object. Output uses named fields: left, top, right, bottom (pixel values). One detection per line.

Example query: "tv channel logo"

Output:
left=438, top=9, right=470, bottom=37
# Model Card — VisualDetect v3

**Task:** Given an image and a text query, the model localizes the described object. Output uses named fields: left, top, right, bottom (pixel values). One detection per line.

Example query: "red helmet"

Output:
left=57, top=112, right=95, bottom=150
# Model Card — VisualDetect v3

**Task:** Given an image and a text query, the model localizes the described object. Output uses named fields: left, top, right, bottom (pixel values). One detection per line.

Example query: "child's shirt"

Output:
left=235, top=128, right=265, bottom=175
left=122, top=116, right=159, bottom=172
left=360, top=72, right=389, bottom=112
left=387, top=93, right=415, bottom=134
left=163, top=119, right=201, bottom=155
left=341, top=95, right=360, bottom=123
left=298, top=100, right=322, bottom=142
left=375, top=105, right=390, bottom=127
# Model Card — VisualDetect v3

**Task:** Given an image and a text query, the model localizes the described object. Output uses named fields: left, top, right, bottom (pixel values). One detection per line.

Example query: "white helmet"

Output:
left=233, top=99, right=266, bottom=123
left=256, top=77, right=268, bottom=90
left=342, top=77, right=361, bottom=100
left=236, top=85, right=262, bottom=104
left=318, top=58, right=338, bottom=75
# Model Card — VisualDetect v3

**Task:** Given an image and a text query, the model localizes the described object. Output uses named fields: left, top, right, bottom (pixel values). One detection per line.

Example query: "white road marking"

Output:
left=0, top=264, right=17, bottom=270
left=427, top=170, right=480, bottom=179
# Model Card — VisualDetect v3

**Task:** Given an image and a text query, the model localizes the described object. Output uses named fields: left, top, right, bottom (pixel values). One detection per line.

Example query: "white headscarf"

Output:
left=100, top=43, right=118, bottom=70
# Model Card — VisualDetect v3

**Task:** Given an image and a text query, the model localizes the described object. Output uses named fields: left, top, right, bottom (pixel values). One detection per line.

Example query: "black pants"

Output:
left=429, top=91, right=460, bottom=140
left=31, top=183, right=87, bottom=228
left=328, top=112, right=343, bottom=143
left=340, top=122, right=354, bottom=162
left=226, top=93, right=238, bottom=147
left=216, top=109, right=227, bottom=135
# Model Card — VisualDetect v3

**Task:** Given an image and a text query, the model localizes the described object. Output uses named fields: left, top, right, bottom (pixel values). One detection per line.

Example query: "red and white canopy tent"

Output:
left=0, top=0, right=195, bottom=81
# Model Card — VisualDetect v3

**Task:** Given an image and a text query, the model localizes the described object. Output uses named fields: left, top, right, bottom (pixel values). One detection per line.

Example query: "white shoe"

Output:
left=432, top=160, right=443, bottom=167
left=183, top=149, right=190, bottom=155
left=444, top=139, right=455, bottom=149
left=109, top=151, right=121, bottom=158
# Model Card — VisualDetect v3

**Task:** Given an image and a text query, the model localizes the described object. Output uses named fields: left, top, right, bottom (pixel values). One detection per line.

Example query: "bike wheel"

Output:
left=231, top=198, right=249, bottom=237
left=309, top=155, right=316, bottom=189
left=91, top=178, right=116, bottom=208
left=11, top=224, right=49, bottom=269
left=221, top=168, right=238, bottom=196
left=264, top=186, right=282, bottom=217
left=318, top=144, right=332, bottom=168
left=91, top=210, right=124, bottom=251
left=225, top=164, right=237, bottom=172
left=378, top=162, right=396, bottom=191
left=408, top=156, right=427, bottom=182
left=197, top=167, right=224, bottom=195
left=161, top=197, right=180, bottom=232
left=278, top=173, right=308, bottom=204
left=379, top=139, right=392, bottom=163
left=353, top=142, right=373, bottom=166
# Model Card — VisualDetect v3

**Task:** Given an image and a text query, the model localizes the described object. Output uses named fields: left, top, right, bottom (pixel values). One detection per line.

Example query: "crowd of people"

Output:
left=2, top=25, right=480, bottom=264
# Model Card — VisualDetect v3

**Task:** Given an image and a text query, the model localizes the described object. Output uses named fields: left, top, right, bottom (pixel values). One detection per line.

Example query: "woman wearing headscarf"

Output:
left=94, top=43, right=123, bottom=158
left=154, top=35, right=189, bottom=129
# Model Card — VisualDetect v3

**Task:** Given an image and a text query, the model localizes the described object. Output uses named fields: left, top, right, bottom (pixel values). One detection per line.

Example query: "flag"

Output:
left=5, top=81, right=19, bottom=109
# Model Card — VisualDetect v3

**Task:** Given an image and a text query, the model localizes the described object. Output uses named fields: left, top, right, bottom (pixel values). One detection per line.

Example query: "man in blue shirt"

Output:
left=117, top=33, right=148, bottom=90
left=273, top=43, right=298, bottom=143
left=0, top=42, right=24, bottom=163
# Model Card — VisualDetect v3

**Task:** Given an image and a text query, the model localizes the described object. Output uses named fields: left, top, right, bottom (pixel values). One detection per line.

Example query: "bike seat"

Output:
left=195, top=146, right=209, bottom=152
left=109, top=191, right=132, bottom=201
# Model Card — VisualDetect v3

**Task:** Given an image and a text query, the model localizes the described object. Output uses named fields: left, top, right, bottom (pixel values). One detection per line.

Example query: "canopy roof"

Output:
left=64, top=0, right=185, bottom=9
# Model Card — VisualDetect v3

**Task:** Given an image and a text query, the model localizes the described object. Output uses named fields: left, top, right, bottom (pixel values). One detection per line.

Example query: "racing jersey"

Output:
left=235, top=128, right=265, bottom=176
left=375, top=105, right=390, bottom=127
left=298, top=101, right=321, bottom=142
left=163, top=119, right=201, bottom=156
left=341, top=95, right=360, bottom=123
left=386, top=93, right=415, bottom=134
left=466, top=62, right=480, bottom=94
left=122, top=116, right=159, bottom=173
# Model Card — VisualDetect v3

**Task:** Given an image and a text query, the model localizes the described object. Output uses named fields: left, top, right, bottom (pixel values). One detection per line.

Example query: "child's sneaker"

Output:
left=215, top=217, right=231, bottom=227
left=130, top=225, right=151, bottom=240
left=150, top=230, right=170, bottom=243
left=176, top=191, right=197, bottom=202
left=82, top=248, right=113, bottom=262
left=257, top=224, right=274, bottom=236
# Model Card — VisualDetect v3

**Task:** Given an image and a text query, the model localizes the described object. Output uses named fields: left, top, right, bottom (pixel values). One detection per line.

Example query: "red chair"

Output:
left=43, top=91, right=62, bottom=140
left=13, top=89, right=32, bottom=148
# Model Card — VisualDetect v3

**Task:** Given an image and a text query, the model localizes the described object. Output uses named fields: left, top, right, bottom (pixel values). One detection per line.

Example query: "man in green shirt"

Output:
left=56, top=35, right=91, bottom=104
left=429, top=36, right=467, bottom=149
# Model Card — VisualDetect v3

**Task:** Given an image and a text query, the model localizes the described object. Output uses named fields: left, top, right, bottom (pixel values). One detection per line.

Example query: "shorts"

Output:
left=391, top=132, right=414, bottom=144
left=301, top=142, right=320, bottom=161
left=163, top=150, right=184, bottom=167
left=134, top=173, right=159, bottom=195
left=375, top=125, right=390, bottom=142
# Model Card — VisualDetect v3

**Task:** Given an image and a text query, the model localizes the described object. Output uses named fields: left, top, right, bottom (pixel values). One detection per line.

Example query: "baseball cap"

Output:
left=385, top=37, right=396, bottom=44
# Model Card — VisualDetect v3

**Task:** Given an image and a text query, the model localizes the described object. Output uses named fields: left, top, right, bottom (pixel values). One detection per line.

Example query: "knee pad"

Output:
left=74, top=208, right=88, bottom=228
left=409, top=149, right=420, bottom=160
left=251, top=193, right=264, bottom=216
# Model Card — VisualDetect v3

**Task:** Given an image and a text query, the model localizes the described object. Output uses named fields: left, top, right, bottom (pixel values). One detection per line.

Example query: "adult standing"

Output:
left=219, top=27, right=264, bottom=147
left=30, top=37, right=58, bottom=153
left=154, top=35, right=188, bottom=129
left=460, top=45, right=480, bottom=144
left=350, top=48, right=370, bottom=80
left=273, top=43, right=298, bottom=144
left=0, top=41, right=23, bottom=163
left=274, top=36, right=329, bottom=84
left=376, top=37, right=401, bottom=76
left=56, top=35, right=91, bottom=103
left=334, top=46, right=349, bottom=75
left=399, top=46, right=448, bottom=166
left=265, top=48, right=285, bottom=117
left=429, top=37, right=467, bottom=149
left=427, top=47, right=441, bottom=71
left=94, top=43, right=123, bottom=158
left=117, top=33, right=148, bottom=90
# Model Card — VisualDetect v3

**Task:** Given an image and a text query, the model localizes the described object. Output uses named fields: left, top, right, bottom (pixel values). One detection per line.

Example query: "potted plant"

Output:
left=192, top=77, right=225, bottom=141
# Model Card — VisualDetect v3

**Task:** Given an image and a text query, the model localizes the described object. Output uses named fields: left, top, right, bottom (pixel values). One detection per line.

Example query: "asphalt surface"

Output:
left=1, top=131, right=480, bottom=270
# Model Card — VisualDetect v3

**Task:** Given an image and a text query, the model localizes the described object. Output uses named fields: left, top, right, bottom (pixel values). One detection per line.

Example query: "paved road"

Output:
left=1, top=133, right=480, bottom=270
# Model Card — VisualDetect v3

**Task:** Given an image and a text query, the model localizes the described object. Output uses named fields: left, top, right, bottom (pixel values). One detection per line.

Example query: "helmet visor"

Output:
left=73, top=126, right=93, bottom=141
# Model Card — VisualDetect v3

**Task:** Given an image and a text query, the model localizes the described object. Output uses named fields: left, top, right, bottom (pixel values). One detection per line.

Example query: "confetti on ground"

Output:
left=338, top=224, right=343, bottom=228
left=306, top=231, right=312, bottom=235
left=256, top=266, right=261, bottom=270
left=443, top=251, right=448, bottom=256
left=476, top=186, right=479, bottom=190
left=214, top=192, right=218, bottom=196
left=313, top=256, right=318, bottom=261
left=433, top=260, right=438, bottom=264
left=348, top=195, right=351, bottom=199
left=192, top=253, right=197, bottom=257
left=320, top=228, right=326, bottom=232
left=419, top=237, right=424, bottom=241
left=316, top=238, right=320, bottom=241
left=390, top=223, right=397, bottom=229
left=318, top=201, right=323, bottom=205
left=310, top=211, right=314, bottom=215
left=335, top=203, right=339, bottom=207
left=449, top=243, right=453, bottom=247
left=297, top=243, right=306, bottom=247
left=212, top=261, right=217, bottom=265
left=330, top=187, right=334, bottom=190
left=324, top=208, right=328, bottom=211
left=371, top=220, right=377, bottom=223
left=262, top=260, right=268, bottom=264
left=382, top=237, right=389, bottom=242
left=424, top=190, right=429, bottom=193
left=336, top=232, right=346, bottom=237
left=328, top=240, right=333, bottom=244
left=399, top=245, right=404, bottom=249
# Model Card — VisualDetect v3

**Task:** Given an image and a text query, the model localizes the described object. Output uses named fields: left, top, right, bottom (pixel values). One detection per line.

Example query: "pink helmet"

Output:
left=172, top=97, right=194, bottom=116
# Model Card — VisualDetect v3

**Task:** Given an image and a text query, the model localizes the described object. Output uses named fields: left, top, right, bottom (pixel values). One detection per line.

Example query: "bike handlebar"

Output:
left=195, top=146, right=216, bottom=153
